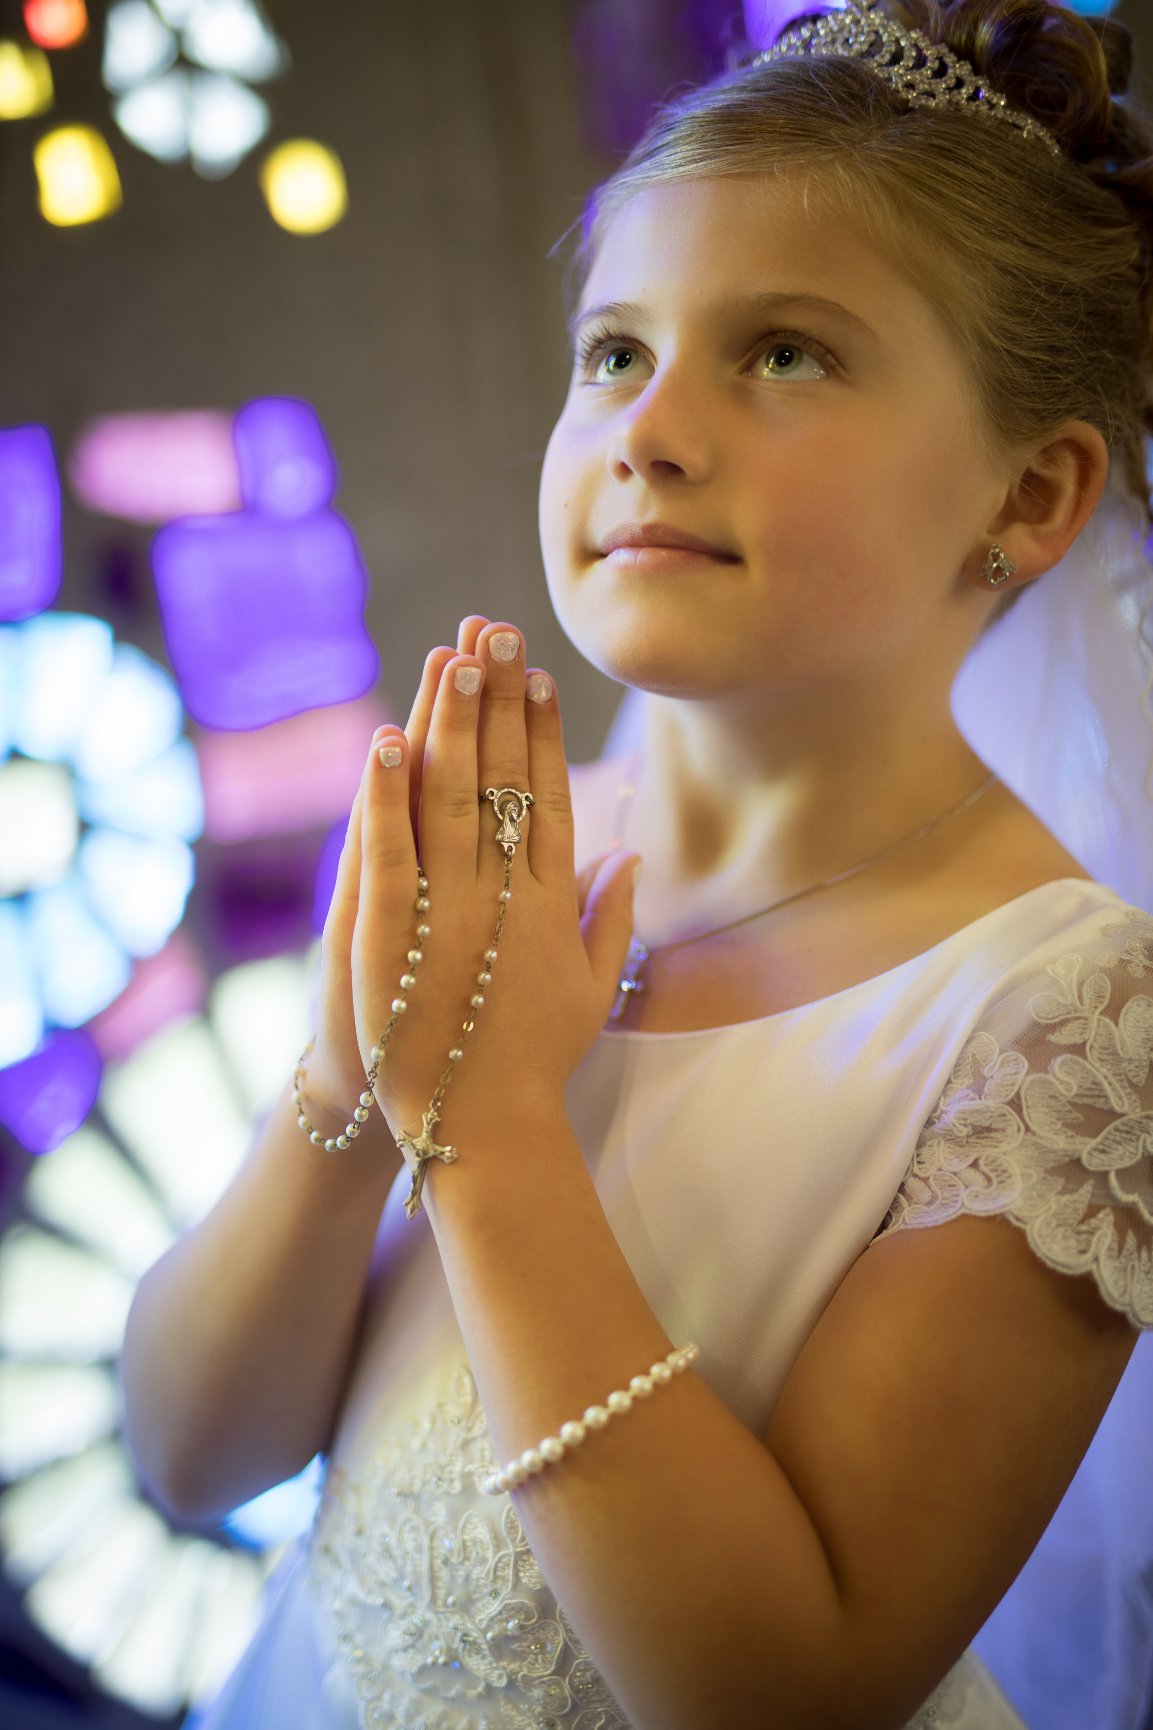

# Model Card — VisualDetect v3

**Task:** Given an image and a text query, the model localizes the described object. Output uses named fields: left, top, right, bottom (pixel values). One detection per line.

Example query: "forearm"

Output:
left=120, top=1078, right=399, bottom=1524
left=421, top=1105, right=848, bottom=1730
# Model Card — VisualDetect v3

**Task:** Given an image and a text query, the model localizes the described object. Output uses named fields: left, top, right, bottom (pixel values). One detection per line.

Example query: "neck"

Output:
left=617, top=679, right=993, bottom=940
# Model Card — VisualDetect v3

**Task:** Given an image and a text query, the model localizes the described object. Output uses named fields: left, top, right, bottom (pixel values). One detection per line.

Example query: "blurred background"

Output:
left=0, top=1, right=1148, bottom=1725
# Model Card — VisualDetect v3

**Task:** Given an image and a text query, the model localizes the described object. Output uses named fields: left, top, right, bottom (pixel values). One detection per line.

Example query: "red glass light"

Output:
left=23, top=0, right=89, bottom=51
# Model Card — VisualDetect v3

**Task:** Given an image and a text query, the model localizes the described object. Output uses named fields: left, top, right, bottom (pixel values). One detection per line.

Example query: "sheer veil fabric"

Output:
left=599, top=477, right=1153, bottom=1728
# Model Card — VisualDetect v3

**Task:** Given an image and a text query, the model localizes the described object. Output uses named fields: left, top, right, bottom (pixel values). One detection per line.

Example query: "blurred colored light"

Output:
left=75, top=737, right=204, bottom=842
left=234, top=397, right=335, bottom=521
left=6, top=613, right=112, bottom=760
left=23, top=0, right=89, bottom=51
left=197, top=697, right=382, bottom=841
left=0, top=1029, right=102, bottom=1154
left=0, top=902, right=41, bottom=1067
left=225, top=1454, right=323, bottom=1548
left=34, top=125, right=122, bottom=226
left=182, top=0, right=289, bottom=82
left=0, top=1225, right=135, bottom=1360
left=0, top=426, right=61, bottom=622
left=312, top=818, right=343, bottom=934
left=261, top=139, right=347, bottom=234
left=209, top=954, right=310, bottom=1114
left=113, top=68, right=188, bottom=162
left=155, top=513, right=378, bottom=729
left=23, top=1123, right=176, bottom=1278
left=77, top=830, right=195, bottom=957
left=69, top=411, right=241, bottom=523
left=0, top=41, right=54, bottom=118
left=102, top=0, right=177, bottom=94
left=0, top=760, right=78, bottom=893
left=70, top=642, right=183, bottom=783
left=189, top=71, right=268, bottom=177
left=26, top=882, right=132, bottom=1025
left=87, top=933, right=207, bottom=1062
left=0, top=1362, right=120, bottom=1476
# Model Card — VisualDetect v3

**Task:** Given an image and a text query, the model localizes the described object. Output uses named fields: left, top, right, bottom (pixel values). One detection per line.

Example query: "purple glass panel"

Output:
left=153, top=507, right=378, bottom=730
left=0, top=1028, right=103, bottom=1155
left=233, top=397, right=337, bottom=521
left=312, top=817, right=346, bottom=935
left=0, top=425, right=62, bottom=622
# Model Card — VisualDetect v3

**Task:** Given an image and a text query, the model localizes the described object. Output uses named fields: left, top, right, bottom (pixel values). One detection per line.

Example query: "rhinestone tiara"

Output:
left=752, top=0, right=1062, bottom=158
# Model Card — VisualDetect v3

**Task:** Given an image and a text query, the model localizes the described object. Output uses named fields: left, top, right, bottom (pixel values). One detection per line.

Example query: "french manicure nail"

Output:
left=454, top=665, right=483, bottom=695
left=489, top=631, right=520, bottom=663
left=526, top=672, right=553, bottom=704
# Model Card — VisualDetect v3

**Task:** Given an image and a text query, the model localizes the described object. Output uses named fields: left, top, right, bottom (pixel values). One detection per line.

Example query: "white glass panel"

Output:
left=113, top=70, right=189, bottom=164
left=210, top=955, right=310, bottom=1115
left=75, top=737, right=204, bottom=841
left=77, top=830, right=194, bottom=957
left=0, top=900, right=42, bottom=1066
left=25, top=880, right=131, bottom=1026
left=12, top=613, right=113, bottom=763
left=0, top=1442, right=134, bottom=1582
left=23, top=1124, right=175, bottom=1277
left=188, top=72, right=269, bottom=176
left=182, top=0, right=289, bottom=81
left=0, top=1362, right=120, bottom=1476
left=23, top=1495, right=171, bottom=1667
left=0, top=759, right=78, bottom=893
left=102, top=0, right=178, bottom=95
left=101, top=1018, right=252, bottom=1226
left=96, top=1536, right=224, bottom=1714
left=71, top=644, right=182, bottom=783
left=0, top=1226, right=135, bottom=1359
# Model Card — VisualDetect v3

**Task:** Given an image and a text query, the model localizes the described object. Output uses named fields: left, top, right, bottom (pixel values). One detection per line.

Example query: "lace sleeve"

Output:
left=873, top=911, right=1153, bottom=1329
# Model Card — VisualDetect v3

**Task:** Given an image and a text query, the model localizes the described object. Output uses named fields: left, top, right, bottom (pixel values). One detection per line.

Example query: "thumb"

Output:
left=580, top=851, right=643, bottom=996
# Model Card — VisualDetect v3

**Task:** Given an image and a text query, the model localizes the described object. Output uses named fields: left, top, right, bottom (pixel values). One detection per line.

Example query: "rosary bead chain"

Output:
left=480, top=1343, right=700, bottom=1496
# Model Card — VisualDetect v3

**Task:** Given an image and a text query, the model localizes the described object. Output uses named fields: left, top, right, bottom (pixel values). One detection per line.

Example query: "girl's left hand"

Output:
left=351, top=617, right=641, bottom=1151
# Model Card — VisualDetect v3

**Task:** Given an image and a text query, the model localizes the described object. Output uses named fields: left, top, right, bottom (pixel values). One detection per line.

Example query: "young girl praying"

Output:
left=121, top=3, right=1153, bottom=1725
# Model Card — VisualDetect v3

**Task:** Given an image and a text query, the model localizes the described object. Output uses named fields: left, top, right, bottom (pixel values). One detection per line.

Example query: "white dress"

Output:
left=184, top=873, right=1153, bottom=1730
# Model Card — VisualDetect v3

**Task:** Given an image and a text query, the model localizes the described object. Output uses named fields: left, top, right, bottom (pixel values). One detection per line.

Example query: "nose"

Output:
left=605, top=365, right=713, bottom=485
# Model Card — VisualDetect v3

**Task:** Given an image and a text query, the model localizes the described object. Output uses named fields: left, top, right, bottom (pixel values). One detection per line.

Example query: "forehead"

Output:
left=579, top=176, right=948, bottom=351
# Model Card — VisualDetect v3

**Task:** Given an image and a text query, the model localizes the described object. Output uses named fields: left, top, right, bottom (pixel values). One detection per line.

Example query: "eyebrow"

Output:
left=567, top=291, right=881, bottom=346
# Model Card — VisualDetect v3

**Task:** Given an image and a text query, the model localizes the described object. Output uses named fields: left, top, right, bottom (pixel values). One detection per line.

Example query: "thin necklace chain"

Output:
left=609, top=754, right=999, bottom=1016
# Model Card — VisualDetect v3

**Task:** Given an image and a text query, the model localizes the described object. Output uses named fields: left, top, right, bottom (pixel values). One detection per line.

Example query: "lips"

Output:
left=597, top=522, right=738, bottom=560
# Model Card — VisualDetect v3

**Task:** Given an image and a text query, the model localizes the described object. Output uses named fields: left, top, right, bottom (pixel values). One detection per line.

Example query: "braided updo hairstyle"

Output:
left=573, top=0, right=1153, bottom=525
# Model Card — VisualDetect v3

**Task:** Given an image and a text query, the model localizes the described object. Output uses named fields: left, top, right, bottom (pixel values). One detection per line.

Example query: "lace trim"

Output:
left=874, top=915, right=1153, bottom=1329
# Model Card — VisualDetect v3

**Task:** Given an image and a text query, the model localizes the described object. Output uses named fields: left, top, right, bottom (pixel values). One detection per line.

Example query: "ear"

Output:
left=972, top=419, right=1111, bottom=592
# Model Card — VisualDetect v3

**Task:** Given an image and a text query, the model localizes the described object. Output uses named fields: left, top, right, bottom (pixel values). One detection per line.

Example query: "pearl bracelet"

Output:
left=480, top=1342, right=699, bottom=1496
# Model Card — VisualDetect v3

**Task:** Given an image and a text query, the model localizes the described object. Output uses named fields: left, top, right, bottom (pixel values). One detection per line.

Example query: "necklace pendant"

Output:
left=609, top=936, right=650, bottom=1021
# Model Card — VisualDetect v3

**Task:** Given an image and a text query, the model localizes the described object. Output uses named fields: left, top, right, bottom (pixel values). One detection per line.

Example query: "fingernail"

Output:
left=378, top=742, right=403, bottom=768
left=526, top=671, right=553, bottom=704
left=454, top=664, right=483, bottom=695
left=489, top=631, right=520, bottom=663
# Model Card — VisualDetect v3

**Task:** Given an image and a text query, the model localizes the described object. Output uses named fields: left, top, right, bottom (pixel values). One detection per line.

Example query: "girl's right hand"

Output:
left=302, top=618, right=494, bottom=1131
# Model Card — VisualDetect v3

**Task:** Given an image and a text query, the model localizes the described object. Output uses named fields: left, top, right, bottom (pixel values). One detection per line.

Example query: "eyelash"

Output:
left=571, top=320, right=839, bottom=381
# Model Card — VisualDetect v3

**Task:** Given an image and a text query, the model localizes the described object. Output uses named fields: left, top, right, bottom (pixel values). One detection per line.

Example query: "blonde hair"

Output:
left=570, top=0, right=1153, bottom=521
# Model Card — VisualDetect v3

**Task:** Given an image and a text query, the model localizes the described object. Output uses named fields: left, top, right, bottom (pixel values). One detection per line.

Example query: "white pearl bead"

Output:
left=417, top=922, right=430, bottom=938
left=470, top=992, right=485, bottom=1008
left=310, top=1131, right=324, bottom=1146
left=324, top=1138, right=337, bottom=1153
left=582, top=1405, right=609, bottom=1430
left=391, top=998, right=407, bottom=1013
left=606, top=1389, right=632, bottom=1414
left=519, top=1448, right=545, bottom=1475
left=559, top=1421, right=587, bottom=1447
left=499, top=889, right=512, bottom=903
left=418, top=876, right=429, bottom=893
left=484, top=949, right=498, bottom=963
left=360, top=1091, right=374, bottom=1108
left=370, top=1046, right=382, bottom=1064
left=336, top=1134, right=349, bottom=1149
left=354, top=1105, right=370, bottom=1122
left=297, top=1113, right=309, bottom=1130
left=407, top=949, right=422, bottom=965
left=345, top=1123, right=360, bottom=1138
left=629, top=1374, right=654, bottom=1397
left=416, top=895, right=430, bottom=912
left=539, top=1436, right=565, bottom=1463
left=649, top=1361, right=673, bottom=1384
left=400, top=973, right=416, bottom=989
left=448, top=1048, right=464, bottom=1062
left=477, top=970, right=492, bottom=986
left=506, top=1461, right=528, bottom=1486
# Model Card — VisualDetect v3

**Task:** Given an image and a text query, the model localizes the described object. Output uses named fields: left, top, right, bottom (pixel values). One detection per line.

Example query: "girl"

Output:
left=122, top=2, right=1153, bottom=1725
